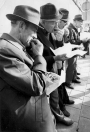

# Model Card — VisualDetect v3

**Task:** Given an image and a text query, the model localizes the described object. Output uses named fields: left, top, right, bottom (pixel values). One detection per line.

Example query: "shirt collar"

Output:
left=0, top=33, right=25, bottom=51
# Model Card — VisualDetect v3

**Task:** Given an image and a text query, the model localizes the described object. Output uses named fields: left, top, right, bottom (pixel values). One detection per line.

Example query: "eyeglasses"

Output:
left=61, top=20, right=68, bottom=24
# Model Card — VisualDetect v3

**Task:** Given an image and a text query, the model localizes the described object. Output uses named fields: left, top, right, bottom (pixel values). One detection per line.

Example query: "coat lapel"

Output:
left=37, top=27, right=55, bottom=50
left=0, top=33, right=33, bottom=67
left=50, top=33, right=57, bottom=49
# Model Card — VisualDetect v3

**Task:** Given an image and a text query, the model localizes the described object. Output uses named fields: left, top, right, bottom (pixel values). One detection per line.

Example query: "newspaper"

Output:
left=80, top=32, right=90, bottom=40
left=50, top=43, right=87, bottom=58
left=50, top=45, right=71, bottom=56
left=45, top=72, right=61, bottom=95
left=67, top=49, right=87, bottom=58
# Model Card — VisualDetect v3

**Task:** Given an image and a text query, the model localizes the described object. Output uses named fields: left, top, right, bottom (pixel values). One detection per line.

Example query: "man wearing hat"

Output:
left=65, top=14, right=84, bottom=88
left=52, top=8, right=75, bottom=117
left=56, top=8, right=75, bottom=89
left=58, top=8, right=70, bottom=42
left=0, top=5, right=57, bottom=132
left=54, top=8, right=69, bottom=46
left=37, top=3, right=73, bottom=126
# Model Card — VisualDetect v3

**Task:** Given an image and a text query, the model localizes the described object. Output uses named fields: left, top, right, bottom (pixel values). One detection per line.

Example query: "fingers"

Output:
left=31, top=39, right=43, bottom=48
left=31, top=38, right=38, bottom=45
left=58, top=54, right=68, bottom=60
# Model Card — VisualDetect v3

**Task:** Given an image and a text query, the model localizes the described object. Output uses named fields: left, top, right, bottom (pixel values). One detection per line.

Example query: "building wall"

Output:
left=0, top=0, right=80, bottom=35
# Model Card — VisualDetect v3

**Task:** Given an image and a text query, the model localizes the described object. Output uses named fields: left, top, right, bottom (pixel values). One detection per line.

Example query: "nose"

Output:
left=55, top=21, right=59, bottom=28
left=32, top=33, right=37, bottom=39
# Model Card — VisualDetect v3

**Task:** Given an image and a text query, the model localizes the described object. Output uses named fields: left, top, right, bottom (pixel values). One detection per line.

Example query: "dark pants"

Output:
left=50, top=83, right=69, bottom=112
left=83, top=40, right=90, bottom=55
left=66, top=57, right=77, bottom=83
left=58, top=83, right=69, bottom=110
left=50, top=89, right=61, bottom=112
left=73, top=57, right=77, bottom=80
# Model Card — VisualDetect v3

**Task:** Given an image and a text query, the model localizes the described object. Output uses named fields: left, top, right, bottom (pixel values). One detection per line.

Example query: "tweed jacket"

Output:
left=67, top=23, right=82, bottom=45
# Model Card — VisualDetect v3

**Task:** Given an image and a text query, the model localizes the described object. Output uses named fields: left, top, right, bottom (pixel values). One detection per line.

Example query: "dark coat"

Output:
left=0, top=33, right=55, bottom=132
left=37, top=26, right=64, bottom=72
left=37, top=26, right=57, bottom=72
left=37, top=25, right=65, bottom=114
left=67, top=23, right=82, bottom=45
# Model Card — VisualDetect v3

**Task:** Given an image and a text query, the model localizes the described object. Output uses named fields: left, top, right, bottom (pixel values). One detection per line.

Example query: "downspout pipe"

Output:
left=72, top=0, right=82, bottom=12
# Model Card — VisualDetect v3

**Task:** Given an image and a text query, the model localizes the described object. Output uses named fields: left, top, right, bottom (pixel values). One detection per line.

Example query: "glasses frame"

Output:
left=61, top=19, right=68, bottom=24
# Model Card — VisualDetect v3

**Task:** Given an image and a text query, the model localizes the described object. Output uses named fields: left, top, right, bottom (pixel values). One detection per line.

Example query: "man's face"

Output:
left=44, top=20, right=58, bottom=33
left=58, top=19, right=68, bottom=29
left=76, top=21, right=83, bottom=28
left=20, top=23, right=37, bottom=47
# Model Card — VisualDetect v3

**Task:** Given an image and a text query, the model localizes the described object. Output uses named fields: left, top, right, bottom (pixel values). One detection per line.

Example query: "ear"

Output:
left=43, top=20, right=48, bottom=26
left=18, top=21, right=26, bottom=32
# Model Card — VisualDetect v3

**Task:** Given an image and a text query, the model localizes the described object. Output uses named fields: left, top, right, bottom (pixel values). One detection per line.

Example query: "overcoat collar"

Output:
left=37, top=24, right=55, bottom=50
left=0, top=33, right=25, bottom=51
left=0, top=33, right=33, bottom=66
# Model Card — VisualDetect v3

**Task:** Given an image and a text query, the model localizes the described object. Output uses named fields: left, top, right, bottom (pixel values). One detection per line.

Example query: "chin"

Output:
left=49, top=30, right=53, bottom=33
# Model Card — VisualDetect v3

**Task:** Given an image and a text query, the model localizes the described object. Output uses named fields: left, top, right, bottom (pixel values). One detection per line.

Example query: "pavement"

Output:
left=56, top=54, right=90, bottom=132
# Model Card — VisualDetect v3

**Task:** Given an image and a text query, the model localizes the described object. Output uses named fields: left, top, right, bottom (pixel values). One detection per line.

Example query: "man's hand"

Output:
left=54, top=54, right=68, bottom=61
left=79, top=44, right=84, bottom=50
left=64, top=28, right=69, bottom=36
left=82, top=38, right=88, bottom=42
left=31, top=39, right=43, bottom=56
left=54, top=28, right=64, bottom=41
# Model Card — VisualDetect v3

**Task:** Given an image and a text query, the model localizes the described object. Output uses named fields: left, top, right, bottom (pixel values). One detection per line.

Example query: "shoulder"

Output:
left=0, top=39, right=7, bottom=48
left=0, top=39, right=23, bottom=59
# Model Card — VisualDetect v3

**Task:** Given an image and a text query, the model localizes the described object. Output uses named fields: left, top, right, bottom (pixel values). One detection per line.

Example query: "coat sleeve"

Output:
left=42, top=46, right=55, bottom=71
left=0, top=45, right=47, bottom=96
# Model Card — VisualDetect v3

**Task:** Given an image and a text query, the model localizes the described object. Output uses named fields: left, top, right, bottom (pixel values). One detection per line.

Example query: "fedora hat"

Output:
left=73, top=14, right=83, bottom=21
left=6, top=5, right=40, bottom=27
left=40, top=3, right=62, bottom=21
left=59, top=8, right=69, bottom=21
